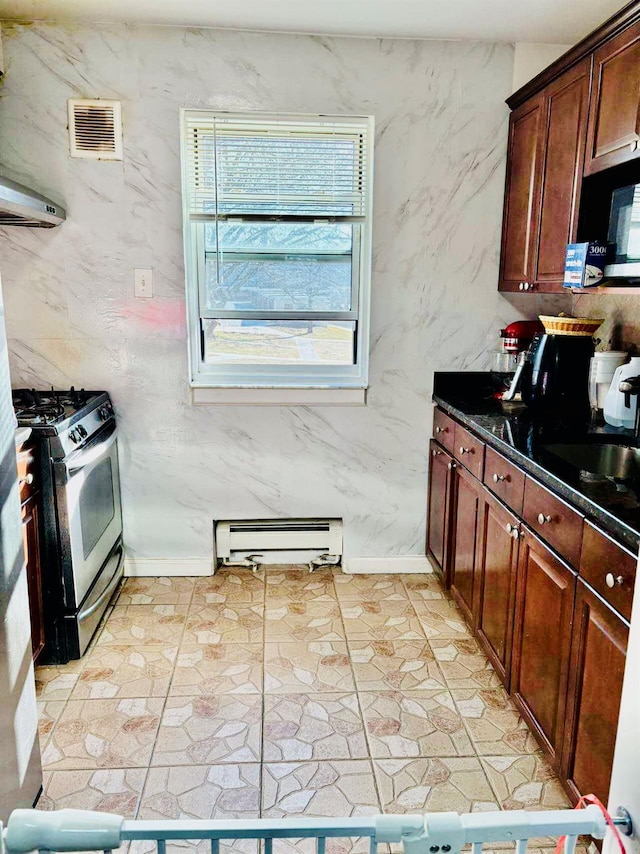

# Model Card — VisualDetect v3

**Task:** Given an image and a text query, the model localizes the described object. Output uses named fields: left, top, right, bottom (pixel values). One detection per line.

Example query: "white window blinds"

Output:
left=182, top=112, right=372, bottom=222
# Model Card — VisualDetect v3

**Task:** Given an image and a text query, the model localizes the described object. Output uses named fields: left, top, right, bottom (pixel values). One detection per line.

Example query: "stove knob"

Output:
left=78, top=425, right=88, bottom=439
left=69, top=429, right=79, bottom=443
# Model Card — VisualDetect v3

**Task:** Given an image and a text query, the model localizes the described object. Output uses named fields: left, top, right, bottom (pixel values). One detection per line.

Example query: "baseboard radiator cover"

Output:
left=215, top=518, right=343, bottom=567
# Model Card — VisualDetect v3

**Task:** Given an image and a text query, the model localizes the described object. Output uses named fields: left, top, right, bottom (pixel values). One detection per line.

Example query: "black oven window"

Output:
left=80, top=458, right=116, bottom=559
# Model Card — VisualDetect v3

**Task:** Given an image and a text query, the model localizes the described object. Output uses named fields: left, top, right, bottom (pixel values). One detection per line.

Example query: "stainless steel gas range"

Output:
left=13, top=388, right=124, bottom=663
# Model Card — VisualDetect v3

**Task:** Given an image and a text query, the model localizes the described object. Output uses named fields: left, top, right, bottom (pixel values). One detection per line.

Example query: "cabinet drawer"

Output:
left=433, top=408, right=456, bottom=452
left=16, top=447, right=37, bottom=504
left=580, top=522, right=635, bottom=622
left=454, top=423, right=485, bottom=480
left=523, top=477, right=584, bottom=567
left=483, top=446, right=525, bottom=514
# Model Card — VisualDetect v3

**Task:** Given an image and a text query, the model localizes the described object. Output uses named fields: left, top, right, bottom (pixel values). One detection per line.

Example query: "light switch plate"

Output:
left=134, top=268, right=153, bottom=298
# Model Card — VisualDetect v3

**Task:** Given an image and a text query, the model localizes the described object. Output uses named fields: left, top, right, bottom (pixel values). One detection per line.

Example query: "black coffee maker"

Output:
left=521, top=332, right=595, bottom=413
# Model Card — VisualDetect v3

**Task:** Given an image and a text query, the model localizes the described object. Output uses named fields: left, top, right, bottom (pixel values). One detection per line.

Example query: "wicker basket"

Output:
left=539, top=315, right=604, bottom=337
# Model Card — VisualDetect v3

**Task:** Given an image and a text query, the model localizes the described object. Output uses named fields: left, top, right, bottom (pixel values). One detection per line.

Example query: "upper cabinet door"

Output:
left=535, top=59, right=591, bottom=288
left=585, top=21, right=640, bottom=175
left=499, top=96, right=544, bottom=291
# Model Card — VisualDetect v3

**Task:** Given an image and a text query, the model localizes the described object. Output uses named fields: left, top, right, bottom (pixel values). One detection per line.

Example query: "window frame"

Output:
left=180, top=110, right=374, bottom=391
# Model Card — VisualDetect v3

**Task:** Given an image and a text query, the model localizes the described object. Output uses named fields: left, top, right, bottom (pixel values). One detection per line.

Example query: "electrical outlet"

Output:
left=134, top=268, right=153, bottom=298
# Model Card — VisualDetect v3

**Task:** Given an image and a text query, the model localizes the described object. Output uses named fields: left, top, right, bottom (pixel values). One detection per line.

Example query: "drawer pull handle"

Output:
left=459, top=446, right=471, bottom=455
left=493, top=473, right=506, bottom=483
left=506, top=523, right=520, bottom=539
left=605, top=573, right=624, bottom=588
left=435, top=426, right=446, bottom=434
left=447, top=462, right=457, bottom=471
left=537, top=513, right=552, bottom=525
left=432, top=449, right=443, bottom=457
left=19, top=473, right=34, bottom=487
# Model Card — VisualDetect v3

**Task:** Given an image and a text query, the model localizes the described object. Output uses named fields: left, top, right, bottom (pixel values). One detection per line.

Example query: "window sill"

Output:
left=190, top=387, right=367, bottom=406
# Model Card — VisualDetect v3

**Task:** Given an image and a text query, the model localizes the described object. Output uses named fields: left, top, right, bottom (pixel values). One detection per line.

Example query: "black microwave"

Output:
left=606, top=182, right=640, bottom=277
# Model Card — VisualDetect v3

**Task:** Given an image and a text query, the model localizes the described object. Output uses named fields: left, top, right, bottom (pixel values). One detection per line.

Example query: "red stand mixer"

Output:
left=491, top=320, right=545, bottom=397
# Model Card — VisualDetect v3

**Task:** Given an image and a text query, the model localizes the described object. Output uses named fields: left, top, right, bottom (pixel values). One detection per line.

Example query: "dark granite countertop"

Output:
left=433, top=372, right=640, bottom=554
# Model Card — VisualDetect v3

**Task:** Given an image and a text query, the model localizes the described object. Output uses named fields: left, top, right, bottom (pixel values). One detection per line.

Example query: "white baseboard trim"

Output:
left=124, top=558, right=214, bottom=577
left=124, top=555, right=434, bottom=577
left=343, top=555, right=434, bottom=574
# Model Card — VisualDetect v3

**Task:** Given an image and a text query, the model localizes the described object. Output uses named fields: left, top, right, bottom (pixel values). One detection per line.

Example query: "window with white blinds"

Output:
left=180, top=110, right=374, bottom=392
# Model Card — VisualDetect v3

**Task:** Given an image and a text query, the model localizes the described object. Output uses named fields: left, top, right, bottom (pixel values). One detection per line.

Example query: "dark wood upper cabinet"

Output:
left=499, top=96, right=544, bottom=292
left=499, top=62, right=590, bottom=294
left=511, top=527, right=576, bottom=766
left=426, top=439, right=453, bottom=584
left=475, top=490, right=519, bottom=688
left=562, top=580, right=628, bottom=804
left=535, top=59, right=591, bottom=285
left=585, top=20, right=640, bottom=175
left=449, top=463, right=482, bottom=626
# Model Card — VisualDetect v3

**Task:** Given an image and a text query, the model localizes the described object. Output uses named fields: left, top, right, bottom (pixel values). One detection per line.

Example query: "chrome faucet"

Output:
left=619, top=375, right=640, bottom=437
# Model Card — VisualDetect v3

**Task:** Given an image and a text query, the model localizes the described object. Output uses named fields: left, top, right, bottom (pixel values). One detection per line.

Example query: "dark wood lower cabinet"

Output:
left=476, top=491, right=519, bottom=688
left=510, top=527, right=576, bottom=767
left=426, top=440, right=453, bottom=584
left=22, top=493, right=45, bottom=663
left=562, top=580, right=628, bottom=805
left=426, top=407, right=631, bottom=803
left=449, top=463, right=482, bottom=625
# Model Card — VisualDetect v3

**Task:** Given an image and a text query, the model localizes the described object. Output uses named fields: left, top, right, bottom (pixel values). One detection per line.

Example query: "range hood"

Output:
left=0, top=175, right=65, bottom=227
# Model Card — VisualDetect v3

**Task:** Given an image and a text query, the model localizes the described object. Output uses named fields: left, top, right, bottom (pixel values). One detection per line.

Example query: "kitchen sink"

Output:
left=544, top=442, right=640, bottom=479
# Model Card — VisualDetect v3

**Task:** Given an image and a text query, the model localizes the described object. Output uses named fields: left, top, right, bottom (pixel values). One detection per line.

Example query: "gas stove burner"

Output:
left=12, top=386, right=106, bottom=430
left=15, top=407, right=63, bottom=425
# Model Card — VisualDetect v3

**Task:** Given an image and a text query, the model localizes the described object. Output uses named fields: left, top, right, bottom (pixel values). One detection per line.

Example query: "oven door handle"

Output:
left=66, top=422, right=118, bottom=473
left=78, top=548, right=124, bottom=621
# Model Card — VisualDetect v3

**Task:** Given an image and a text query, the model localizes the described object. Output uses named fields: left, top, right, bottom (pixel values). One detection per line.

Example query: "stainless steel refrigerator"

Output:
left=0, top=275, right=42, bottom=820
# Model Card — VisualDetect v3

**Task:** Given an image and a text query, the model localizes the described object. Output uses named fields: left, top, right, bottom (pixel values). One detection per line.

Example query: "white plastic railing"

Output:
left=0, top=804, right=625, bottom=854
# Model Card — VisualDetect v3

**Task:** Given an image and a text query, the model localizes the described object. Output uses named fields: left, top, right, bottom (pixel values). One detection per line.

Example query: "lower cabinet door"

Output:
left=449, top=463, right=482, bottom=625
left=426, top=440, right=453, bottom=583
left=22, top=495, right=45, bottom=662
left=562, top=580, right=628, bottom=805
left=510, top=527, right=576, bottom=766
left=476, top=491, right=519, bottom=688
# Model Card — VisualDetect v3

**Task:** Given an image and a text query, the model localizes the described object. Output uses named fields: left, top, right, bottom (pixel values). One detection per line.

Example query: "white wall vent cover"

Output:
left=216, top=518, right=343, bottom=561
left=67, top=99, right=123, bottom=160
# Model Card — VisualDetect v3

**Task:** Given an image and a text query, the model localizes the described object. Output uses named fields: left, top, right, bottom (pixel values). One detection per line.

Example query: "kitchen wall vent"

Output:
left=67, top=99, right=123, bottom=160
left=215, top=518, right=343, bottom=567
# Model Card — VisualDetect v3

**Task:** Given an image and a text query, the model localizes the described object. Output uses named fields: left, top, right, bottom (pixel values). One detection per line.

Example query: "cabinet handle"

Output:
left=506, top=522, right=520, bottom=540
left=447, top=462, right=457, bottom=471
left=537, top=513, right=552, bottom=525
left=435, top=425, right=446, bottom=434
left=518, top=282, right=524, bottom=291
left=605, top=573, right=624, bottom=588
left=493, top=473, right=506, bottom=483
left=459, top=446, right=471, bottom=455
left=19, top=473, right=34, bottom=487
left=432, top=449, right=443, bottom=457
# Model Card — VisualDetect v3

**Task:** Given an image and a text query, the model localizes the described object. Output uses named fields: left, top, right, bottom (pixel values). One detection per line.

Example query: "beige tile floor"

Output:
left=34, top=568, right=574, bottom=853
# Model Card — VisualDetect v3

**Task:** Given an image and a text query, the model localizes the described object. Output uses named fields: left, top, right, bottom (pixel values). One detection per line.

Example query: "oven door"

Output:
left=54, top=421, right=123, bottom=608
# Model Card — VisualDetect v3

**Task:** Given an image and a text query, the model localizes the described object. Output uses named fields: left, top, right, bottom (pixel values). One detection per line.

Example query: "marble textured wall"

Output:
left=573, top=292, right=640, bottom=353
left=0, top=23, right=554, bottom=561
